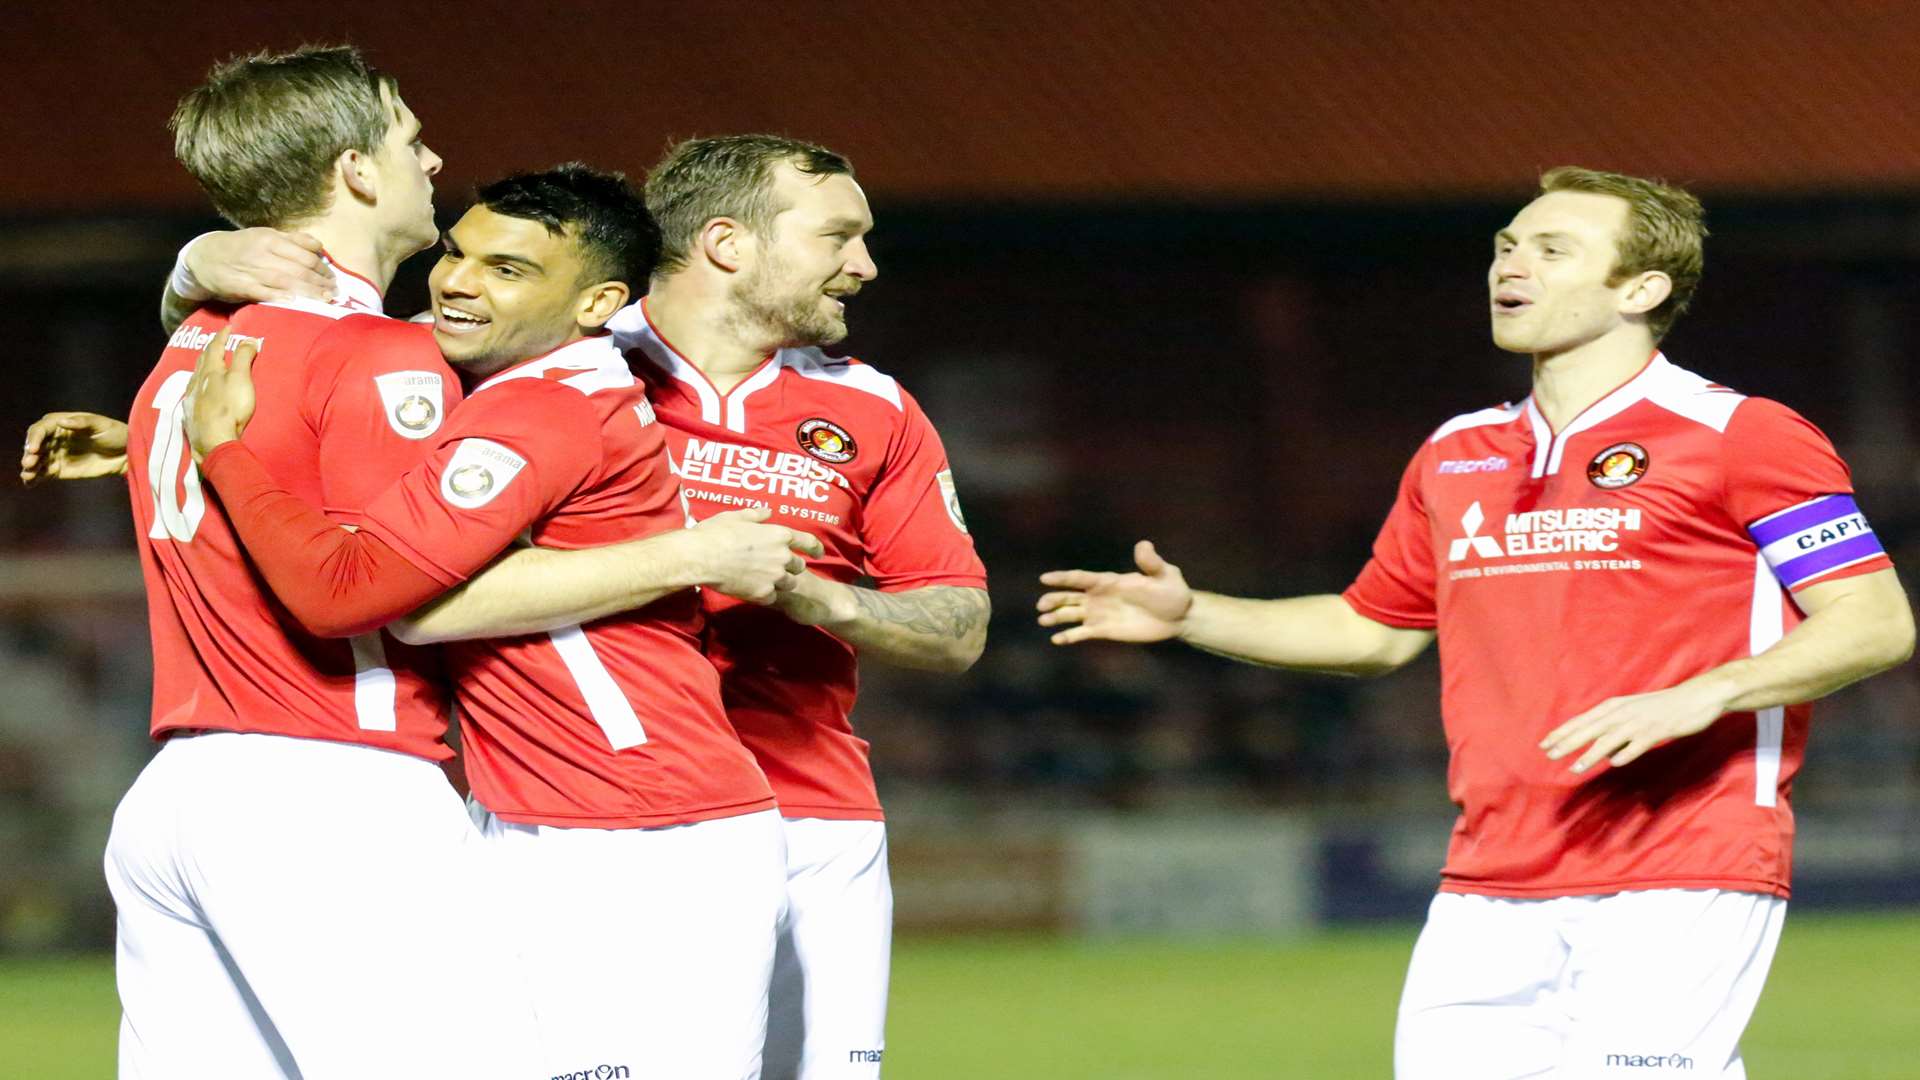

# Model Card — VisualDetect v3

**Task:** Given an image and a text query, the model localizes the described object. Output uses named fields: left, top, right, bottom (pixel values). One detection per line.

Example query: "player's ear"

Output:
left=340, top=147, right=378, bottom=203
left=577, top=280, right=631, bottom=330
left=1619, top=270, right=1671, bottom=317
left=701, top=217, right=745, bottom=274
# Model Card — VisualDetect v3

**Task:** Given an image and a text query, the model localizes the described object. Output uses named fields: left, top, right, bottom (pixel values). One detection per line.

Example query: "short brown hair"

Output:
left=170, top=45, right=400, bottom=228
left=645, top=134, right=853, bottom=276
left=1539, top=166, right=1707, bottom=341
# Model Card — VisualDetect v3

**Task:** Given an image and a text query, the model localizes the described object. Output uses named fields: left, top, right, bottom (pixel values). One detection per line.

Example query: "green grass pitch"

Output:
left=2, top=911, right=1915, bottom=1078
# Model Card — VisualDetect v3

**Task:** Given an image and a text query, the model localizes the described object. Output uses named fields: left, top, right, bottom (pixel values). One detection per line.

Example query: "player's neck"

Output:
left=1529, top=330, right=1657, bottom=432
left=294, top=217, right=405, bottom=301
left=644, top=278, right=776, bottom=395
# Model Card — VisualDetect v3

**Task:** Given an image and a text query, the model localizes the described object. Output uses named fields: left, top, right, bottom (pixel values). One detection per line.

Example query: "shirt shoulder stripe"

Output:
left=1429, top=401, right=1524, bottom=444
left=783, top=348, right=903, bottom=411
left=1642, top=360, right=1746, bottom=433
left=473, top=336, right=634, bottom=396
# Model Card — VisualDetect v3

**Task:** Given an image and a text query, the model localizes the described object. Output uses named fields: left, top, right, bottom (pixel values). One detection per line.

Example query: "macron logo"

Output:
left=1448, top=501, right=1504, bottom=562
left=1438, top=455, right=1509, bottom=474
left=1605, top=1052, right=1694, bottom=1070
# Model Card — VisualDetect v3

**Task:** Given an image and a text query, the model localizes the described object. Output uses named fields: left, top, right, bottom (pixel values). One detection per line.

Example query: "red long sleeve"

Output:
left=202, top=442, right=448, bottom=637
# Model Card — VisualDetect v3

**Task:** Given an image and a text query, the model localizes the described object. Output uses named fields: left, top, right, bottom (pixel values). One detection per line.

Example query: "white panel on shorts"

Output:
left=1397, top=889, right=1786, bottom=1080
left=765, top=817, right=893, bottom=1079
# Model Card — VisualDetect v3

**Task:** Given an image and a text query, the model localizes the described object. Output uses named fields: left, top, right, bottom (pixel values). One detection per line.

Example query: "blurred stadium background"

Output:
left=5, top=2, right=1920, bottom=1076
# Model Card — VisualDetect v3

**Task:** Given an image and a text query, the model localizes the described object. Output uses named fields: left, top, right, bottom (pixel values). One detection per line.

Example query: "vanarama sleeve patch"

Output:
left=439, top=438, right=527, bottom=509
left=1748, top=494, right=1885, bottom=589
left=373, top=370, right=447, bottom=440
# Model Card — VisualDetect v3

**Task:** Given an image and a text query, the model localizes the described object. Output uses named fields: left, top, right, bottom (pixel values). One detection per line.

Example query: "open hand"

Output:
left=1539, top=678, right=1734, bottom=773
left=183, top=328, right=259, bottom=463
left=1036, top=540, right=1194, bottom=645
left=20, top=412, right=129, bottom=486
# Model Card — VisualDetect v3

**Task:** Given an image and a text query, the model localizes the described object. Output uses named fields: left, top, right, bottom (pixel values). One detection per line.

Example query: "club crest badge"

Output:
left=797, top=418, right=857, bottom=463
left=373, top=371, right=445, bottom=440
left=1587, top=442, right=1649, bottom=489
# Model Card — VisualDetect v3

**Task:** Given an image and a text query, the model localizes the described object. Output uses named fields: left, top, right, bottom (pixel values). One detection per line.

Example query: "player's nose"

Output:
left=845, top=237, right=878, bottom=282
left=1492, top=252, right=1529, bottom=280
left=437, top=259, right=481, bottom=296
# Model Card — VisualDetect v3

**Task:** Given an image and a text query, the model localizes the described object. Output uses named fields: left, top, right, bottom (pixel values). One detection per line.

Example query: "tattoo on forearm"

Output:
left=851, top=585, right=989, bottom=640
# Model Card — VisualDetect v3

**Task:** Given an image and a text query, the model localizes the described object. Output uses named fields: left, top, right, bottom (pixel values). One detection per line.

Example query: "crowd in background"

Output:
left=5, top=202, right=1920, bottom=946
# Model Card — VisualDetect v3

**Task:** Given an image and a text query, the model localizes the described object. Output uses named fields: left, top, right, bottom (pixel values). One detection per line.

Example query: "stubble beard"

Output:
left=733, top=256, right=848, bottom=350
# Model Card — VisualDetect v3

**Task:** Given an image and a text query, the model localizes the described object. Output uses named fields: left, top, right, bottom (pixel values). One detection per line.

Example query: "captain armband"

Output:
left=1748, top=494, right=1886, bottom=589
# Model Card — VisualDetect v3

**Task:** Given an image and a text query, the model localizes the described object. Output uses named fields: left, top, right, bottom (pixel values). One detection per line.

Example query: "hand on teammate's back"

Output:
left=183, top=328, right=259, bottom=463
left=189, top=227, right=335, bottom=304
left=1036, top=540, right=1194, bottom=645
left=684, top=506, right=823, bottom=604
left=19, top=411, right=129, bottom=486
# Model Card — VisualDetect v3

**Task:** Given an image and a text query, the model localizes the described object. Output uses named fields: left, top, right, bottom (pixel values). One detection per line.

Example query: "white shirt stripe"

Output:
left=1747, top=552, right=1785, bottom=807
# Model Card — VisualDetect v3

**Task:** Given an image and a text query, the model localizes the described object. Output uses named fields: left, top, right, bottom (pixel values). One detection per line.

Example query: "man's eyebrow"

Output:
left=480, top=252, right=545, bottom=273
left=1494, top=229, right=1580, bottom=244
left=820, top=215, right=868, bottom=231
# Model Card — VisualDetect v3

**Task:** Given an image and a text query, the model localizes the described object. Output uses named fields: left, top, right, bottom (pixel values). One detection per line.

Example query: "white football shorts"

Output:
left=103, top=731, right=542, bottom=1080
left=1396, top=888, right=1787, bottom=1080
left=478, top=805, right=788, bottom=1080
left=762, top=817, right=893, bottom=1080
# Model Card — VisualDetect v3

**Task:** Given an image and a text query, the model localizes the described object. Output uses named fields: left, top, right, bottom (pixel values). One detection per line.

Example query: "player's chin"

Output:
left=432, top=330, right=493, bottom=369
left=813, top=312, right=850, bottom=345
left=1488, top=324, right=1537, bottom=354
left=404, top=216, right=441, bottom=253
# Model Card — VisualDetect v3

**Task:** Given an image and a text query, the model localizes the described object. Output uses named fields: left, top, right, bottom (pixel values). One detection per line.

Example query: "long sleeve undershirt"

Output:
left=202, top=441, right=444, bottom=637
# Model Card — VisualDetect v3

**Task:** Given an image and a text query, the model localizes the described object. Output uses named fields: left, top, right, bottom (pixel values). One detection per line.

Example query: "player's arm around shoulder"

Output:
left=159, top=228, right=336, bottom=335
left=1037, top=541, right=1433, bottom=676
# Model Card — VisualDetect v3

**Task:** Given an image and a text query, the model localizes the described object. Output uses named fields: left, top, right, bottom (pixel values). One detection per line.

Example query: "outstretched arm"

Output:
left=1540, top=568, right=1914, bottom=773
left=767, top=574, right=989, bottom=673
left=1037, top=540, right=1432, bottom=677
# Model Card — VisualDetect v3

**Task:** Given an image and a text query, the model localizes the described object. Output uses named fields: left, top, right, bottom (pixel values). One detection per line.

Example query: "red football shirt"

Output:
left=126, top=263, right=459, bottom=760
left=610, top=300, right=988, bottom=819
left=1343, top=353, right=1893, bottom=899
left=358, top=333, right=775, bottom=828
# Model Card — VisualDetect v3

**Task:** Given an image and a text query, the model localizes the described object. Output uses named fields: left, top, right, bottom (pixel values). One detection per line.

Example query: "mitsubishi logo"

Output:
left=1448, top=501, right=1504, bottom=562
